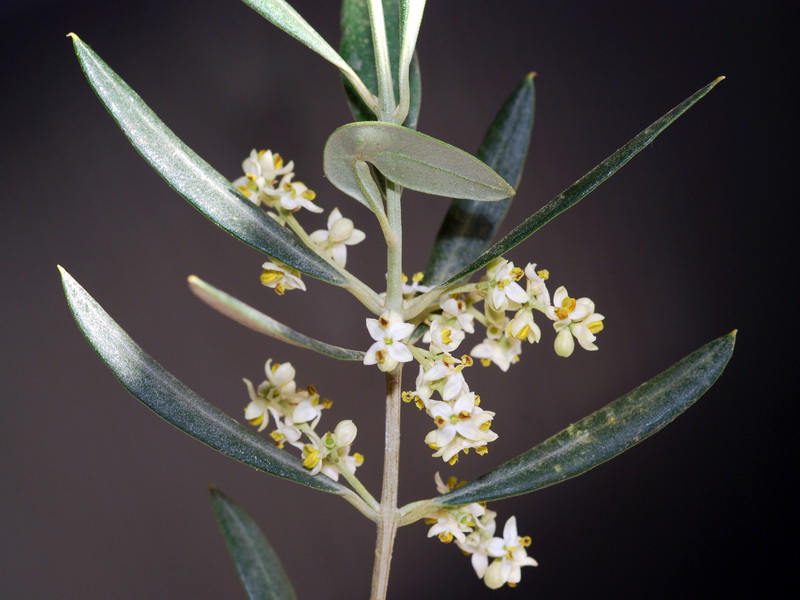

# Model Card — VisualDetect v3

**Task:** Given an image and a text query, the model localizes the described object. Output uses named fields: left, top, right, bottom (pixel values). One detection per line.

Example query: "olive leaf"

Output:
left=209, top=486, right=297, bottom=600
left=437, top=77, right=725, bottom=288
left=189, top=275, right=364, bottom=361
left=340, top=0, right=422, bottom=128
left=436, top=331, right=736, bottom=506
left=323, top=122, right=515, bottom=211
left=68, top=34, right=345, bottom=286
left=59, top=266, right=350, bottom=495
left=241, top=0, right=377, bottom=112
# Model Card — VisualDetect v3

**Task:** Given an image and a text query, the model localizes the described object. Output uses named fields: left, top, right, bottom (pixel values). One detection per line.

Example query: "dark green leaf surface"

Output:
left=437, top=331, right=736, bottom=506
left=210, top=486, right=297, bottom=600
left=340, top=0, right=421, bottom=128
left=69, top=34, right=345, bottom=286
left=439, top=77, right=724, bottom=288
left=59, top=266, right=346, bottom=494
left=424, top=73, right=535, bottom=285
left=189, top=275, right=364, bottom=361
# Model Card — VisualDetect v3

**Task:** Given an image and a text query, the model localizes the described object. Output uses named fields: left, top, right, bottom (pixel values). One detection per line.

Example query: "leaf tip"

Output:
left=66, top=32, right=79, bottom=41
left=526, top=71, right=537, bottom=81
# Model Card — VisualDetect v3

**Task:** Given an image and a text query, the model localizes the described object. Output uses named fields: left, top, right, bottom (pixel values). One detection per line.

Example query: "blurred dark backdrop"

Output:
left=1, top=1, right=790, bottom=598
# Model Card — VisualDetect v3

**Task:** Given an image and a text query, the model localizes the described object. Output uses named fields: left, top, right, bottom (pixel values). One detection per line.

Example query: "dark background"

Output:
left=1, top=1, right=791, bottom=598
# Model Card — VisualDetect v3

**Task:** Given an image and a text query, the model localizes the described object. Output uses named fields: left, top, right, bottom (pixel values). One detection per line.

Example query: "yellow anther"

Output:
left=248, top=414, right=264, bottom=427
left=588, top=320, right=604, bottom=334
left=448, top=454, right=459, bottom=465
left=424, top=518, right=437, bottom=525
left=270, top=431, right=285, bottom=443
left=401, top=273, right=409, bottom=283
left=474, top=394, right=481, bottom=406
left=353, top=452, right=364, bottom=465
left=520, top=536, right=532, bottom=547
left=270, top=362, right=281, bottom=373
left=274, top=283, right=286, bottom=296
left=379, top=316, right=390, bottom=328
left=414, top=397, right=425, bottom=410
left=412, top=272, right=424, bottom=282
left=375, top=349, right=387, bottom=364
left=447, top=476, right=459, bottom=489
left=260, top=270, right=283, bottom=285
left=257, top=149, right=266, bottom=158
left=461, top=355, right=474, bottom=367
left=537, top=269, right=550, bottom=279
left=480, top=358, right=492, bottom=367
left=516, top=324, right=530, bottom=340
left=511, top=267, right=525, bottom=281
left=273, top=153, right=283, bottom=169
left=428, top=442, right=439, bottom=450
left=307, top=384, right=317, bottom=395
left=441, top=329, right=453, bottom=345
left=497, top=278, right=509, bottom=290
left=302, top=445, right=320, bottom=469
left=402, top=391, right=414, bottom=403
left=438, top=532, right=454, bottom=543
left=479, top=420, right=492, bottom=431
left=246, top=173, right=257, bottom=182
left=475, top=445, right=489, bottom=455
left=301, top=189, right=316, bottom=200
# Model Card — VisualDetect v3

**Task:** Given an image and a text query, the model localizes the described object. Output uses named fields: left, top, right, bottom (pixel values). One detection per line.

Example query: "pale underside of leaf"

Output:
left=189, top=275, right=364, bottom=361
left=68, top=34, right=345, bottom=286
left=439, top=77, right=725, bottom=288
left=435, top=330, right=736, bottom=507
left=210, top=486, right=298, bottom=600
left=59, top=266, right=347, bottom=495
left=323, top=122, right=515, bottom=209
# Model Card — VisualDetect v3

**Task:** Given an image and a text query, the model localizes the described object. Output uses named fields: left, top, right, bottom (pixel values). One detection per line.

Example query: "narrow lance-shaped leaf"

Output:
left=340, top=0, right=422, bottom=128
left=209, top=486, right=297, bottom=600
left=59, top=266, right=347, bottom=495
left=188, top=275, right=365, bottom=361
left=439, top=77, right=725, bottom=288
left=436, top=331, right=736, bottom=507
left=68, top=34, right=345, bottom=287
left=395, top=0, right=426, bottom=124
left=324, top=122, right=515, bottom=209
left=241, top=0, right=377, bottom=113
left=424, top=73, right=535, bottom=286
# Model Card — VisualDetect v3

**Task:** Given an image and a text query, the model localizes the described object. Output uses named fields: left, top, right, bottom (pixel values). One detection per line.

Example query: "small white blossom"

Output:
left=425, top=392, right=498, bottom=464
left=419, top=357, right=471, bottom=402
left=506, top=308, right=541, bottom=344
left=485, top=258, right=529, bottom=311
left=439, top=295, right=475, bottom=333
left=550, top=286, right=605, bottom=357
left=363, top=311, right=415, bottom=372
left=483, top=516, right=538, bottom=589
left=309, top=207, right=365, bottom=267
left=401, top=272, right=432, bottom=297
left=471, top=335, right=522, bottom=372
left=260, top=261, right=306, bottom=295
left=233, top=149, right=294, bottom=205
left=425, top=318, right=465, bottom=354
left=274, top=174, right=323, bottom=214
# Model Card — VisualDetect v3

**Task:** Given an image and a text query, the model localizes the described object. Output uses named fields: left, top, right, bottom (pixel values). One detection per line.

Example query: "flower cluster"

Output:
left=243, top=360, right=363, bottom=481
left=233, top=148, right=365, bottom=293
left=424, top=474, right=538, bottom=589
left=371, top=258, right=604, bottom=463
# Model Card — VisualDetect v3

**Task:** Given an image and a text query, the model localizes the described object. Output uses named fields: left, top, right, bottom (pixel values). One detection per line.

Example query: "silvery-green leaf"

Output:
left=189, top=275, right=364, bottom=361
left=323, top=122, right=515, bottom=208
left=436, top=331, right=736, bottom=506
left=340, top=0, right=422, bottom=128
left=209, top=486, right=297, bottom=600
left=59, top=266, right=347, bottom=495
left=396, top=0, right=426, bottom=124
left=425, top=73, right=534, bottom=286
left=241, top=0, right=376, bottom=112
left=439, top=77, right=725, bottom=288
left=69, top=34, right=345, bottom=287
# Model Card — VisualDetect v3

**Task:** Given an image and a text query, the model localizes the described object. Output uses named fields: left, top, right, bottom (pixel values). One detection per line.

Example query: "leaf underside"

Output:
left=188, top=275, right=364, bottom=361
left=437, top=330, right=736, bottom=506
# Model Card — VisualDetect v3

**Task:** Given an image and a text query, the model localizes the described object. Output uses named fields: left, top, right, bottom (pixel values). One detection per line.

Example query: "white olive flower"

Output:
left=524, top=263, right=552, bottom=309
left=485, top=258, right=529, bottom=311
left=363, top=311, right=415, bottom=372
left=420, top=357, right=470, bottom=402
left=309, top=207, right=365, bottom=267
left=260, top=261, right=306, bottom=295
left=471, top=336, right=522, bottom=372
left=401, top=272, right=432, bottom=297
left=274, top=173, right=323, bottom=214
left=425, top=318, right=465, bottom=354
left=483, top=516, right=538, bottom=589
left=425, top=392, right=498, bottom=463
left=233, top=149, right=294, bottom=205
left=550, top=286, right=605, bottom=357
left=506, top=308, right=541, bottom=344
left=439, top=295, right=475, bottom=333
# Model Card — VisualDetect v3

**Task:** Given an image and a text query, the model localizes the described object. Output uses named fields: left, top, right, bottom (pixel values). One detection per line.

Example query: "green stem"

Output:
left=403, top=282, right=480, bottom=321
left=370, top=364, right=403, bottom=600
left=385, top=182, right=403, bottom=311
left=334, top=453, right=381, bottom=514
